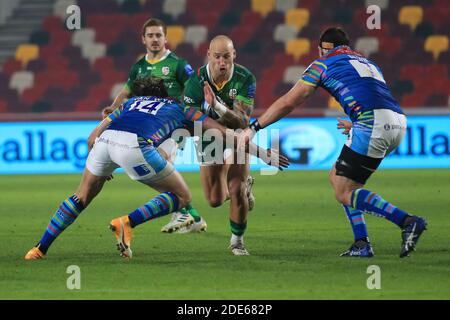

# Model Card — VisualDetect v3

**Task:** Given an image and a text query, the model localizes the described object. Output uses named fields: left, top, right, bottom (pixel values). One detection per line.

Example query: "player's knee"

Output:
left=334, top=189, right=351, bottom=206
left=207, top=195, right=225, bottom=208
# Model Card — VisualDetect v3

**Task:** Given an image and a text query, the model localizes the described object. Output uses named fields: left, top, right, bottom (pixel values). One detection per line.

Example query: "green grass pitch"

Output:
left=0, top=169, right=449, bottom=299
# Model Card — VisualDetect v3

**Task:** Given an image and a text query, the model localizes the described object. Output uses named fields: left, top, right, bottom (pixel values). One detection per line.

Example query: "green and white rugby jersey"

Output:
left=125, top=50, right=194, bottom=101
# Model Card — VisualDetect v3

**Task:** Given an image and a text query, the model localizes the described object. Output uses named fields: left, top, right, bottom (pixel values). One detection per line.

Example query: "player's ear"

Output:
left=232, top=49, right=236, bottom=60
left=141, top=35, right=146, bottom=45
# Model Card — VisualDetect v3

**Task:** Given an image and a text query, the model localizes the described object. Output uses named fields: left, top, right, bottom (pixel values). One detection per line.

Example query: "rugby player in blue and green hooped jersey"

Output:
left=240, top=27, right=427, bottom=258
left=103, top=18, right=204, bottom=234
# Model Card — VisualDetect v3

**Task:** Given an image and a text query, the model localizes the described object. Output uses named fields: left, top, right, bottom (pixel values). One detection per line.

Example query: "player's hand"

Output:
left=203, top=81, right=216, bottom=108
left=102, top=106, right=114, bottom=119
left=263, top=149, right=290, bottom=171
left=337, top=118, right=352, bottom=135
left=106, top=174, right=114, bottom=181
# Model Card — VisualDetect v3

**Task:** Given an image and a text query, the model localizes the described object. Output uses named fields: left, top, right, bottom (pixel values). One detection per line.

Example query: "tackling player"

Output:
left=239, top=27, right=427, bottom=258
left=102, top=18, right=204, bottom=234
left=24, top=76, right=287, bottom=260
left=165, top=35, right=257, bottom=255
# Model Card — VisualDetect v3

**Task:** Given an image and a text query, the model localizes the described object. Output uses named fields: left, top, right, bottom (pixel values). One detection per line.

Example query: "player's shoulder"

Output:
left=234, top=63, right=255, bottom=81
left=131, top=55, right=147, bottom=67
left=167, top=51, right=189, bottom=64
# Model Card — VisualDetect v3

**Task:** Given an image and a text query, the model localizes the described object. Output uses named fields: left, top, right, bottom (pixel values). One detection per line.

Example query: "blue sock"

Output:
left=128, top=192, right=179, bottom=227
left=351, top=189, right=409, bottom=227
left=342, top=204, right=369, bottom=242
left=38, top=195, right=85, bottom=253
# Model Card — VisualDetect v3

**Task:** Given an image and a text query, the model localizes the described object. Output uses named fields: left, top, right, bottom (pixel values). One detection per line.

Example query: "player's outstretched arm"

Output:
left=257, top=81, right=315, bottom=129
left=102, top=87, right=130, bottom=119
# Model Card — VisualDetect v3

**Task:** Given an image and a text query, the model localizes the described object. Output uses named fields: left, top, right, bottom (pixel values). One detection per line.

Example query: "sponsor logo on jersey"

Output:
left=162, top=66, right=170, bottom=75
left=184, top=96, right=195, bottom=104
left=229, top=88, right=237, bottom=99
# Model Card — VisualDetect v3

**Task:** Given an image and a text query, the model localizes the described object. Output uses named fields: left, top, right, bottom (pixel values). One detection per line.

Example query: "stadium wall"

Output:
left=1, top=115, right=449, bottom=174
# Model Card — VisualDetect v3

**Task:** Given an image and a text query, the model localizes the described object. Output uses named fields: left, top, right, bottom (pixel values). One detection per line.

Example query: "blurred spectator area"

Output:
left=0, top=0, right=449, bottom=116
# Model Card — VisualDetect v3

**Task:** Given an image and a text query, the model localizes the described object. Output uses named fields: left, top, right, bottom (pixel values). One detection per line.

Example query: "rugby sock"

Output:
left=128, top=192, right=179, bottom=227
left=184, top=203, right=201, bottom=222
left=38, top=195, right=85, bottom=254
left=351, top=189, right=410, bottom=227
left=342, top=204, right=369, bottom=242
left=230, top=219, right=247, bottom=236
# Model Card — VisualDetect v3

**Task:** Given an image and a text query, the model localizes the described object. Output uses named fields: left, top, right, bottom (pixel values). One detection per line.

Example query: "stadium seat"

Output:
left=163, top=0, right=186, bottom=20
left=81, top=42, right=107, bottom=64
left=365, top=0, right=389, bottom=10
left=355, top=36, right=379, bottom=57
left=15, top=44, right=39, bottom=68
left=29, top=30, right=50, bottom=46
left=286, top=38, right=310, bottom=61
left=285, top=8, right=310, bottom=31
left=0, top=100, right=7, bottom=113
left=283, top=65, right=306, bottom=84
left=275, top=0, right=298, bottom=13
left=166, top=26, right=185, bottom=50
left=379, top=37, right=401, bottom=57
left=251, top=0, right=275, bottom=17
left=72, top=29, right=96, bottom=47
left=110, top=82, right=125, bottom=100
left=2, top=58, right=22, bottom=76
left=398, top=5, right=423, bottom=31
left=184, top=25, right=208, bottom=50
left=9, top=71, right=34, bottom=95
left=328, top=96, right=342, bottom=110
left=54, top=0, right=77, bottom=19
left=273, top=24, right=297, bottom=44
left=424, top=35, right=449, bottom=61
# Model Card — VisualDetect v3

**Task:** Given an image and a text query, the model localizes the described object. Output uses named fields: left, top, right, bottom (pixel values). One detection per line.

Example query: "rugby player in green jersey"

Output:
left=164, top=35, right=257, bottom=255
left=103, top=18, right=204, bottom=234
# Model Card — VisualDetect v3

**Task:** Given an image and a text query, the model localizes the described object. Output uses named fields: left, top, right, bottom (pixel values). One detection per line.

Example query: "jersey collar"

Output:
left=206, top=63, right=234, bottom=91
left=146, top=49, right=171, bottom=64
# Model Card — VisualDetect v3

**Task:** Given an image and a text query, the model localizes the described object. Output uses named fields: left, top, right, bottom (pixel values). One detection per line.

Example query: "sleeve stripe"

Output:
left=305, top=73, right=320, bottom=82
left=313, top=61, right=328, bottom=69
left=300, top=80, right=317, bottom=87
left=236, top=95, right=254, bottom=105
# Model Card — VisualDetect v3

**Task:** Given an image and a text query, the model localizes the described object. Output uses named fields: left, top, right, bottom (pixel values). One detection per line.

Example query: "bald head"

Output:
left=209, top=35, right=234, bottom=51
left=208, top=35, right=236, bottom=81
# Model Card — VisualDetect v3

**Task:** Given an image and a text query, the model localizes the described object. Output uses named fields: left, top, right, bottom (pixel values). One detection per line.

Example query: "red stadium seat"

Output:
left=2, top=59, right=22, bottom=76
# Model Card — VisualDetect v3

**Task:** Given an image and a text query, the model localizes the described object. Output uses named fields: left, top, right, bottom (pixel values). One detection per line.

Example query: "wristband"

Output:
left=213, top=99, right=228, bottom=117
left=249, top=119, right=262, bottom=132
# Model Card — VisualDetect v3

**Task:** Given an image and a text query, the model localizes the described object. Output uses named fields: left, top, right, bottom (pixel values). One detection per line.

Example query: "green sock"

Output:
left=230, top=219, right=247, bottom=236
left=184, top=203, right=201, bottom=222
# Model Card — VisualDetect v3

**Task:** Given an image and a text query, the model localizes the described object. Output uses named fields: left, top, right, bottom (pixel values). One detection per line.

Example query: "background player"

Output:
left=239, top=27, right=427, bottom=258
left=102, top=18, right=204, bottom=234
left=167, top=35, right=257, bottom=256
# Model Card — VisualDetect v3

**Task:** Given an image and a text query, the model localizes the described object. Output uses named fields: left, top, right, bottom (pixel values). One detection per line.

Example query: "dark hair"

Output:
left=142, top=18, right=167, bottom=36
left=131, top=76, right=168, bottom=98
left=319, top=27, right=350, bottom=47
